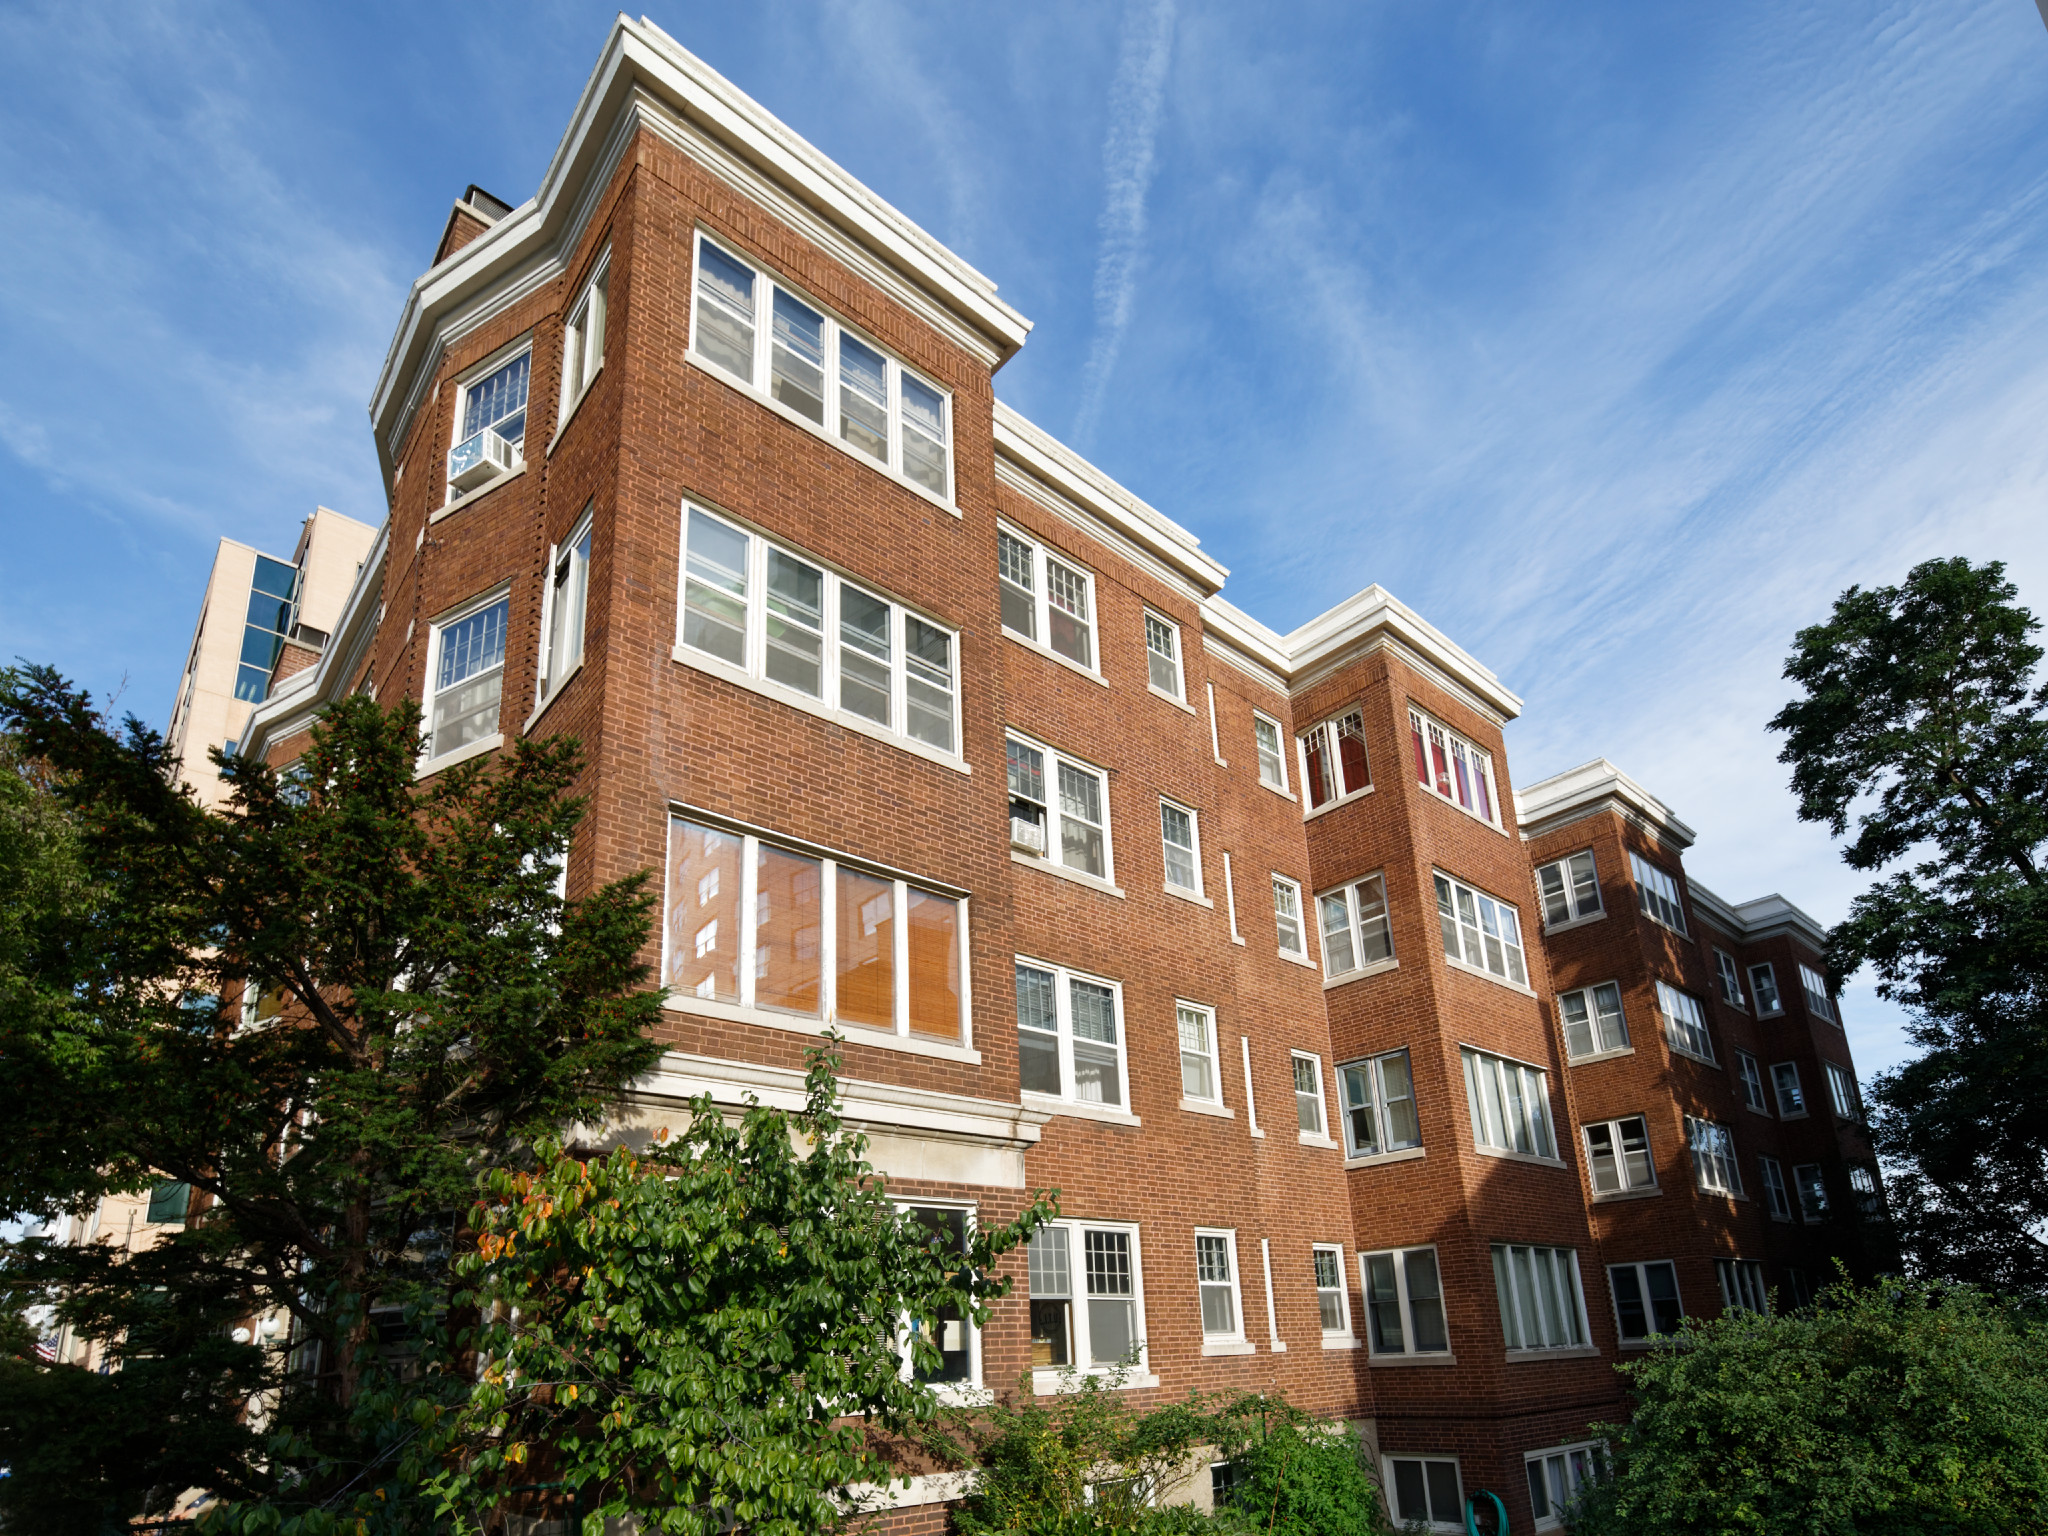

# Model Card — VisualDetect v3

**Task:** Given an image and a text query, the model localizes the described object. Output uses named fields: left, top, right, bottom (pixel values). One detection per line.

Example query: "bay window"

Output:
left=559, top=248, right=609, bottom=421
left=1409, top=707, right=1499, bottom=824
left=1715, top=1258, right=1768, bottom=1314
left=1685, top=1115, right=1742, bottom=1195
left=1535, top=850, right=1602, bottom=927
left=1583, top=1115, right=1656, bottom=1195
left=1300, top=708, right=1369, bottom=810
left=1360, top=1246, right=1449, bottom=1356
left=1016, top=959, right=1128, bottom=1109
left=1794, top=1163, right=1829, bottom=1221
left=1435, top=872, right=1527, bottom=985
left=1558, top=981, right=1628, bottom=1059
left=1799, top=963, right=1835, bottom=1021
left=1771, top=1062, right=1806, bottom=1118
left=1749, top=962, right=1783, bottom=1013
left=1607, top=1261, right=1682, bottom=1342
left=1462, top=1047, right=1556, bottom=1158
left=537, top=509, right=592, bottom=705
left=1492, top=1243, right=1589, bottom=1351
left=1656, top=981, right=1715, bottom=1062
left=1527, top=1444, right=1603, bottom=1532
left=1826, top=1062, right=1861, bottom=1120
left=1339, top=1050, right=1420, bottom=1158
left=1319, top=872, right=1394, bottom=978
left=1630, top=851, right=1688, bottom=934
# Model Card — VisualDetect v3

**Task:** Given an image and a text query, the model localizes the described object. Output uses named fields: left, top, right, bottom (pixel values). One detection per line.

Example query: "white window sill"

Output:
left=522, top=655, right=586, bottom=735
left=930, top=1383, right=994, bottom=1407
left=549, top=364, right=603, bottom=452
left=1697, top=1186, right=1750, bottom=1203
left=1324, top=957, right=1399, bottom=991
left=685, top=348, right=960, bottom=519
left=1639, top=911, right=1690, bottom=939
left=1542, top=911, right=1606, bottom=937
left=1417, top=785, right=1510, bottom=836
left=1566, top=1045, right=1635, bottom=1067
left=1202, top=1338, right=1255, bottom=1357
left=1298, top=1132, right=1339, bottom=1150
left=1666, top=1040, right=1720, bottom=1067
left=1473, top=1145, right=1569, bottom=1170
left=1002, top=626, right=1108, bottom=686
left=1148, top=684, right=1197, bottom=716
left=434, top=460, right=528, bottom=521
left=1033, top=1369, right=1159, bottom=1396
left=1012, top=850, right=1124, bottom=898
left=1321, top=1334, right=1361, bottom=1351
left=1368, top=1351, right=1457, bottom=1368
left=1164, top=883, right=1213, bottom=908
left=1180, top=1097, right=1233, bottom=1119
left=1443, top=954, right=1536, bottom=997
left=1280, top=950, right=1319, bottom=971
left=660, top=992, right=981, bottom=1066
left=1504, top=1345, right=1601, bottom=1362
left=671, top=644, right=969, bottom=776
left=1258, top=779, right=1297, bottom=802
left=1301, top=784, right=1373, bottom=823
left=1021, top=1091, right=1140, bottom=1128
left=1229, top=933, right=1246, bottom=947
left=1590, top=1186, right=1661, bottom=1203
left=416, top=732, right=503, bottom=779
left=1344, top=1146, right=1425, bottom=1171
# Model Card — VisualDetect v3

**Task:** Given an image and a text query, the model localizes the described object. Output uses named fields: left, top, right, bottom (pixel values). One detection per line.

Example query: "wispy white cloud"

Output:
left=1070, top=0, right=1176, bottom=449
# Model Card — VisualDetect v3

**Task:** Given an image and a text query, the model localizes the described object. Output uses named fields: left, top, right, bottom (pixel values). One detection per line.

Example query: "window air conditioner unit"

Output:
left=1010, top=816, right=1046, bottom=854
left=447, top=427, right=518, bottom=493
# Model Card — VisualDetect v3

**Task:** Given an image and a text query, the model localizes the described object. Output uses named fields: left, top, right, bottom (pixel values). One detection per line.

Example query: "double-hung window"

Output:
left=678, top=506, right=957, bottom=754
left=1770, top=1062, right=1806, bottom=1118
left=1462, top=1048, right=1556, bottom=1158
left=1340, top=1051, right=1420, bottom=1158
left=1848, top=1165, right=1880, bottom=1219
left=1435, top=873, right=1527, bottom=985
left=1159, top=800, right=1202, bottom=895
left=1313, top=1246, right=1353, bottom=1338
left=1714, top=949, right=1745, bottom=1008
left=1291, top=1053, right=1328, bottom=1137
left=1583, top=1115, right=1655, bottom=1195
left=1526, top=1444, right=1604, bottom=1532
left=427, top=591, right=509, bottom=761
left=1685, top=1116, right=1742, bottom=1195
left=559, top=248, right=609, bottom=422
left=1799, top=963, right=1835, bottom=1022
left=1794, top=1163, right=1828, bottom=1221
left=998, top=527, right=1095, bottom=669
left=665, top=816, right=966, bottom=1041
left=1385, top=1458, right=1463, bottom=1532
left=1825, top=1062, right=1861, bottom=1120
left=1360, top=1246, right=1449, bottom=1356
left=1252, top=714, right=1288, bottom=791
left=1749, top=963, right=1783, bottom=1013
left=1607, top=1261, right=1682, bottom=1342
left=1007, top=734, right=1111, bottom=878
left=448, top=348, right=531, bottom=497
left=1410, top=707, right=1499, bottom=824
left=1319, top=873, right=1394, bottom=977
left=1272, top=875, right=1307, bottom=959
left=1735, top=1051, right=1768, bottom=1112
left=1299, top=708, right=1369, bottom=810
left=691, top=233, right=952, bottom=499
left=537, top=508, right=593, bottom=706
left=1177, top=1002, right=1220, bottom=1104
left=1536, top=851, right=1602, bottom=927
left=1716, top=1259, right=1768, bottom=1314
left=1016, top=960, right=1128, bottom=1110
left=1558, top=982, right=1628, bottom=1059
left=1194, top=1230, right=1244, bottom=1343
left=1493, top=1243, right=1589, bottom=1351
left=1760, top=1157, right=1793, bottom=1220
left=1027, top=1222, right=1144, bottom=1375
left=1656, top=981, right=1715, bottom=1062
left=901, top=1205, right=976, bottom=1389
left=1144, top=613, right=1183, bottom=699
left=1630, top=851, right=1688, bottom=934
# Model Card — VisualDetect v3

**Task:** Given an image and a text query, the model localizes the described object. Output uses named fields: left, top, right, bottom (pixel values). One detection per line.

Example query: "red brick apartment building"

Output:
left=234, top=17, right=1887, bottom=1530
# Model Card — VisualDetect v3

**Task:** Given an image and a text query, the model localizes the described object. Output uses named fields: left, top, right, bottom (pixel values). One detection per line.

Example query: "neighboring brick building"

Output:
left=230, top=17, right=1886, bottom=1530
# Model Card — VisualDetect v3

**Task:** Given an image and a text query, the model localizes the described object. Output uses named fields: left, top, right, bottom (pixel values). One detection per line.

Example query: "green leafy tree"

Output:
left=1206, top=1397, right=1390, bottom=1536
left=0, top=667, right=664, bottom=1533
left=1770, top=558, right=2048, bottom=1291
left=1568, top=1274, right=2048, bottom=1536
left=426, top=1043, right=1053, bottom=1536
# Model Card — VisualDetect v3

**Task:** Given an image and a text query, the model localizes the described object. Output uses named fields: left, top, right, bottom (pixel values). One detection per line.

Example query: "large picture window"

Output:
left=691, top=232, right=952, bottom=499
left=1360, top=1246, right=1449, bottom=1356
left=1462, top=1048, right=1556, bottom=1158
left=1016, top=960, right=1128, bottom=1110
left=1558, top=981, right=1628, bottom=1059
left=677, top=506, right=956, bottom=755
left=1007, top=734, right=1111, bottom=880
left=428, top=591, right=509, bottom=761
left=1319, top=873, right=1394, bottom=977
left=1339, top=1050, right=1420, bottom=1158
left=1434, top=873, right=1527, bottom=985
left=1410, top=707, right=1499, bottom=824
left=1492, top=1243, right=1588, bottom=1351
left=663, top=815, right=964, bottom=1043
left=1027, top=1222, right=1144, bottom=1377
left=1300, top=709, right=1370, bottom=810
left=997, top=527, right=1096, bottom=670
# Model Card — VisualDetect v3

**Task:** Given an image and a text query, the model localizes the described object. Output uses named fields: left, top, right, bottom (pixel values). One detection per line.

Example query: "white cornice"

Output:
left=1514, top=758, right=1697, bottom=849
left=1726, top=892, right=1829, bottom=952
left=1278, top=587, right=1522, bottom=721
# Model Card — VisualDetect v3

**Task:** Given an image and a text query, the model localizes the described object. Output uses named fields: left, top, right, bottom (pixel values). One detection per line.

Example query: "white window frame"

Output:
left=1799, top=962, right=1836, bottom=1022
left=1383, top=1455, right=1465, bottom=1533
left=1630, top=850, right=1689, bottom=935
left=1317, top=872, right=1395, bottom=981
left=1176, top=1001, right=1222, bottom=1108
left=662, top=812, right=972, bottom=1052
left=1794, top=1162, right=1829, bottom=1222
left=1006, top=731, right=1115, bottom=885
left=1409, top=706, right=1502, bottom=827
left=1535, top=849, right=1603, bottom=929
left=1015, top=958, right=1132, bottom=1116
left=1849, top=1164, right=1881, bottom=1219
left=1252, top=712, right=1290, bottom=793
left=688, top=230, right=954, bottom=507
left=1582, top=1114, right=1657, bottom=1196
left=1749, top=962, right=1784, bottom=1014
left=997, top=523, right=1099, bottom=675
left=1760, top=1156, right=1793, bottom=1221
left=1338, top=1050, right=1422, bottom=1160
left=1713, top=948, right=1746, bottom=1009
left=1493, top=1243, right=1590, bottom=1353
left=1194, top=1228, right=1247, bottom=1349
left=1735, top=1051, right=1769, bottom=1113
left=1159, top=798, right=1204, bottom=899
left=446, top=339, right=534, bottom=504
left=1525, top=1442, right=1605, bottom=1532
left=1313, top=1244, right=1354, bottom=1343
left=1606, top=1260, right=1684, bottom=1345
left=1462, top=1047, right=1558, bottom=1161
left=557, top=246, right=610, bottom=427
left=1359, top=1245, right=1452, bottom=1358
left=1715, top=1258, right=1768, bottom=1315
left=1298, top=707, right=1371, bottom=813
left=1271, top=874, right=1309, bottom=962
left=1770, top=1061, right=1808, bottom=1119
left=424, top=585, right=511, bottom=766
left=1685, top=1114, right=1743, bottom=1196
left=1026, top=1219, right=1152, bottom=1389
left=536, top=506, right=593, bottom=708
left=675, top=504, right=959, bottom=762
left=895, top=1201, right=983, bottom=1401
left=1825, top=1061, right=1860, bottom=1120
left=1656, top=980, right=1716, bottom=1063
left=1558, top=981, right=1629, bottom=1060
left=1291, top=1051, right=1330, bottom=1142
left=1434, top=871, right=1529, bottom=988
left=1143, top=611, right=1184, bottom=701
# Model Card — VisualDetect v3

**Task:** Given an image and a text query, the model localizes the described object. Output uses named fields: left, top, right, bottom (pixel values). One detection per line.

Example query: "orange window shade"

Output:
left=835, top=866, right=896, bottom=1028
left=906, top=888, right=960, bottom=1039
left=754, top=844, right=822, bottom=1016
left=667, top=820, right=741, bottom=1003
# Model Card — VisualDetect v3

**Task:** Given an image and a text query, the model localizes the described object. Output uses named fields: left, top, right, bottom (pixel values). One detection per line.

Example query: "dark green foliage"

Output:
left=1206, top=1397, right=1390, bottom=1536
left=1770, top=558, right=2048, bottom=1291
left=0, top=668, right=664, bottom=1532
left=426, top=1043, right=1054, bottom=1536
left=1568, top=1275, right=2048, bottom=1536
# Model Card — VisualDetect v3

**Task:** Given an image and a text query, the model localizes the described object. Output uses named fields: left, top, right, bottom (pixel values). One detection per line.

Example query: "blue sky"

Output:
left=4, top=1, right=2047, bottom=1080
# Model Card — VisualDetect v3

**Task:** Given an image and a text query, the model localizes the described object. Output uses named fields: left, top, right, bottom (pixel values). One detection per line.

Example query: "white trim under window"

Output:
left=1607, top=1260, right=1683, bottom=1345
left=1770, top=1061, right=1808, bottom=1118
left=536, top=507, right=593, bottom=709
left=1252, top=712, right=1289, bottom=792
left=1735, top=1051, right=1769, bottom=1113
left=998, top=524, right=1098, bottom=673
left=1749, top=962, right=1783, bottom=1014
left=1299, top=707, right=1370, bottom=812
left=1272, top=874, right=1308, bottom=961
left=1384, top=1456, right=1464, bottom=1532
left=676, top=504, right=959, bottom=760
left=1715, top=1258, right=1768, bottom=1315
left=1462, top=1047, right=1558, bottom=1160
left=1194, top=1229, right=1246, bottom=1349
left=1007, top=732, right=1113, bottom=884
left=1526, top=1442, right=1604, bottom=1532
left=1760, top=1156, right=1793, bottom=1221
left=1630, top=851, right=1689, bottom=935
left=1409, top=706, right=1501, bottom=827
left=1360, top=1246, right=1451, bottom=1358
left=1318, top=872, right=1394, bottom=980
left=1536, top=850, right=1602, bottom=929
left=1492, top=1243, right=1590, bottom=1353
left=1291, top=1052, right=1330, bottom=1141
left=1143, top=611, right=1184, bottom=700
left=1339, top=1050, right=1421, bottom=1160
left=1176, top=1001, right=1221, bottom=1106
left=1583, top=1114, right=1656, bottom=1196
left=1313, top=1245, right=1354, bottom=1343
left=1027, top=1220, right=1152, bottom=1388
left=557, top=246, right=609, bottom=427
left=1685, top=1115, right=1743, bottom=1196
left=446, top=341, right=532, bottom=502
left=1799, top=962, right=1836, bottom=1022
left=1558, top=981, right=1629, bottom=1060
left=690, top=230, right=953, bottom=506
left=1825, top=1061, right=1861, bottom=1120
left=1435, top=872, right=1529, bottom=987
left=899, top=1203, right=982, bottom=1400
left=1016, top=959, right=1132, bottom=1116
left=1656, top=980, right=1716, bottom=1063
left=1713, top=948, right=1746, bottom=1009
left=425, top=587, right=510, bottom=764
left=1159, top=798, right=1204, bottom=899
